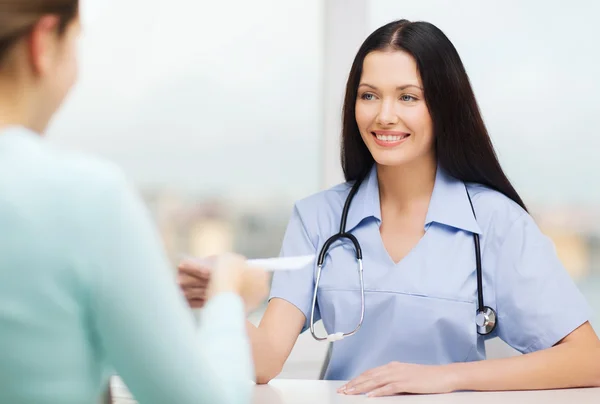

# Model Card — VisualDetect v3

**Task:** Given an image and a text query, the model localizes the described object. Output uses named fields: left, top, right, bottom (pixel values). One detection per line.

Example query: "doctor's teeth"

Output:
left=376, top=134, right=406, bottom=141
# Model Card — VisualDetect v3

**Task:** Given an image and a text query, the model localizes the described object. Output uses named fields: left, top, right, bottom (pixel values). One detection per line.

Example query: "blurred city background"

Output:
left=47, top=0, right=598, bottom=383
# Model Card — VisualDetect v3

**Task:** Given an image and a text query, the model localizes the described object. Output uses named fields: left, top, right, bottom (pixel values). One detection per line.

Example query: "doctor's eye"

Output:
left=360, top=92, right=377, bottom=101
left=400, top=94, right=418, bottom=102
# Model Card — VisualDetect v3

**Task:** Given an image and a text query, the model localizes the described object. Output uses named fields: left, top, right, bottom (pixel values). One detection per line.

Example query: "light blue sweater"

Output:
left=0, top=126, right=254, bottom=404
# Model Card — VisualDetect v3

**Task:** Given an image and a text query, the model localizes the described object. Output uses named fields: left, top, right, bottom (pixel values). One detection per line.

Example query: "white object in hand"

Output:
left=246, top=255, right=315, bottom=272
left=183, top=254, right=315, bottom=272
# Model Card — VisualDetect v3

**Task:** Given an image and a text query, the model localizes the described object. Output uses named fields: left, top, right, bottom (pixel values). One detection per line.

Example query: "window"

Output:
left=48, top=0, right=323, bottom=262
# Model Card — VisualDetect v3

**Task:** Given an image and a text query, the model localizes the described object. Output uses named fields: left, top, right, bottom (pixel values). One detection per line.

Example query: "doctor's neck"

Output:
left=376, top=153, right=437, bottom=210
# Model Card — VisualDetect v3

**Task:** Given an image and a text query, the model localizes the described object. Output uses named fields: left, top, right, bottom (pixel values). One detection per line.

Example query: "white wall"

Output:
left=321, top=0, right=369, bottom=190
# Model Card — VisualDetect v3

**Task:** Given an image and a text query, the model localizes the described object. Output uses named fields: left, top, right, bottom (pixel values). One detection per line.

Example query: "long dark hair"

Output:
left=341, top=19, right=527, bottom=212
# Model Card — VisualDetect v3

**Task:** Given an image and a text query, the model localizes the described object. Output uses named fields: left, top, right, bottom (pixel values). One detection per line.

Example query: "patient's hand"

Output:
left=177, top=254, right=268, bottom=313
left=178, top=258, right=211, bottom=309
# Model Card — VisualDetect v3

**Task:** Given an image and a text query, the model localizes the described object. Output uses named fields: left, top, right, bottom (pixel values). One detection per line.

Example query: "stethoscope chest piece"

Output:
left=476, top=306, right=497, bottom=335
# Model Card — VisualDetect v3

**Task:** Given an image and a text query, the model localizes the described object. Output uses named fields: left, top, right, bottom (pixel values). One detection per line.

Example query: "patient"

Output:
left=0, top=1, right=267, bottom=403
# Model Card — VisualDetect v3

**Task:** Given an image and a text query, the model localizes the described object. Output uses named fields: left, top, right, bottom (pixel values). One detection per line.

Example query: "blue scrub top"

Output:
left=269, top=164, right=592, bottom=381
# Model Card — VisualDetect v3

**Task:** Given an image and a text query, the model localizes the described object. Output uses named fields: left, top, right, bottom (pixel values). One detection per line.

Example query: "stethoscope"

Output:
left=309, top=170, right=498, bottom=343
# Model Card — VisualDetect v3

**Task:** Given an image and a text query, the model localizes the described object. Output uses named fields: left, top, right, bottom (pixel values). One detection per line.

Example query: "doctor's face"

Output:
left=355, top=50, right=435, bottom=168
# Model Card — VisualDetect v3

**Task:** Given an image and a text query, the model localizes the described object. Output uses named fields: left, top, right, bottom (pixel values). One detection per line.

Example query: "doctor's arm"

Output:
left=87, top=171, right=266, bottom=404
left=447, top=322, right=600, bottom=392
left=247, top=204, right=322, bottom=384
left=342, top=324, right=600, bottom=397
left=246, top=299, right=306, bottom=384
left=246, top=204, right=320, bottom=384
left=446, top=214, right=600, bottom=392
left=341, top=214, right=600, bottom=397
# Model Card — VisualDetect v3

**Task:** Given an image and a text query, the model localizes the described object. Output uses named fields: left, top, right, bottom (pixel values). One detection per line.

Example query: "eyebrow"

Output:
left=358, top=83, right=423, bottom=91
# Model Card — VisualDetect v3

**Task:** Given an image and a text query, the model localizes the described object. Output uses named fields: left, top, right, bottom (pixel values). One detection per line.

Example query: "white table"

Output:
left=110, top=377, right=600, bottom=403
left=253, top=380, right=600, bottom=403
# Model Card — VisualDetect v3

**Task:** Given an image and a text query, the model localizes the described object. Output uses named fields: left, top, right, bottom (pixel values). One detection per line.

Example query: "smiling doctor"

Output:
left=178, top=19, right=600, bottom=397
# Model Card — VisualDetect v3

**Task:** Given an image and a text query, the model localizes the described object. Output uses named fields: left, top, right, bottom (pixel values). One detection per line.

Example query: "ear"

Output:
left=27, top=15, right=61, bottom=76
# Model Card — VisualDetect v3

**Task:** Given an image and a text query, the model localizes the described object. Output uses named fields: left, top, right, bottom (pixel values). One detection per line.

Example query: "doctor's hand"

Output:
left=337, top=362, right=458, bottom=397
left=207, top=253, right=269, bottom=312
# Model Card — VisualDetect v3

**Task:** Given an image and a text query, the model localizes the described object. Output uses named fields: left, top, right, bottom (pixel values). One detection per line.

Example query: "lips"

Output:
left=371, top=131, right=410, bottom=147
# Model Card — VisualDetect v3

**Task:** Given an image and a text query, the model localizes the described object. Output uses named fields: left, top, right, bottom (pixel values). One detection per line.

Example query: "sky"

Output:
left=47, top=0, right=600, bottom=207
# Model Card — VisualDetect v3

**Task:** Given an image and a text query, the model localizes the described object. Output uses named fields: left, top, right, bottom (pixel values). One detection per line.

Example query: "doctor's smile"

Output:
left=371, top=130, right=410, bottom=147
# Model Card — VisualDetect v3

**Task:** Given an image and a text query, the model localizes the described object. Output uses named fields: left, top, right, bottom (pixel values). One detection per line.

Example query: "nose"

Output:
left=375, top=99, right=399, bottom=126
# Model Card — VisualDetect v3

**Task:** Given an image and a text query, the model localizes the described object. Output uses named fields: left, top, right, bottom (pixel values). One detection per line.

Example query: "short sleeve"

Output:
left=495, top=213, right=593, bottom=353
left=269, top=204, right=319, bottom=333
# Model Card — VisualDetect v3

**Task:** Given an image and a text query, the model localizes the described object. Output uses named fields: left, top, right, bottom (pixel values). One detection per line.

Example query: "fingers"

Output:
left=178, top=262, right=211, bottom=280
left=188, top=298, right=206, bottom=309
left=183, top=287, right=207, bottom=300
left=178, top=272, right=209, bottom=287
left=341, top=378, right=387, bottom=395
left=187, top=253, right=268, bottom=309
left=366, top=382, right=403, bottom=398
left=338, top=368, right=378, bottom=393
left=177, top=262, right=210, bottom=309
left=338, top=364, right=398, bottom=395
